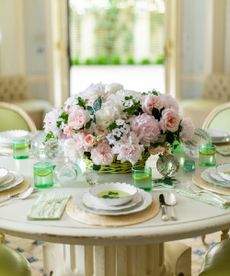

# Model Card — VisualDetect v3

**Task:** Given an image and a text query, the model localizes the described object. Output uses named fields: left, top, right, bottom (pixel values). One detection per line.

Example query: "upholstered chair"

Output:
left=0, top=234, right=32, bottom=276
left=0, top=75, right=52, bottom=129
left=199, top=238, right=230, bottom=276
left=0, top=102, right=37, bottom=132
left=180, top=74, right=230, bottom=128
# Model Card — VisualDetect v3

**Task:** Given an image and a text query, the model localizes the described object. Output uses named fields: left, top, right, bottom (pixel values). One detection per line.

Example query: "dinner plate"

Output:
left=72, top=189, right=152, bottom=216
left=0, top=168, right=9, bottom=183
left=201, top=168, right=230, bottom=188
left=206, top=129, right=230, bottom=144
left=82, top=190, right=142, bottom=211
left=0, top=172, right=24, bottom=192
left=0, top=173, right=15, bottom=187
left=0, top=130, right=30, bottom=147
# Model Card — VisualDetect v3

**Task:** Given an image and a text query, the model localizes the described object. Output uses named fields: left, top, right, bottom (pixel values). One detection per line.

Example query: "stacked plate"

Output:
left=0, top=167, right=24, bottom=192
left=0, top=130, right=30, bottom=147
left=201, top=164, right=230, bottom=188
left=206, top=129, right=230, bottom=144
left=72, top=182, right=153, bottom=216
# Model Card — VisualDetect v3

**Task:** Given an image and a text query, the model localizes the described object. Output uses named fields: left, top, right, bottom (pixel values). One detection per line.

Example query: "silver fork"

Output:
left=189, top=185, right=228, bottom=204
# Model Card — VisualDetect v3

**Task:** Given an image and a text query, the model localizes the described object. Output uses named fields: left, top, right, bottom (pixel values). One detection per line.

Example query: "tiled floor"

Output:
left=5, top=231, right=222, bottom=276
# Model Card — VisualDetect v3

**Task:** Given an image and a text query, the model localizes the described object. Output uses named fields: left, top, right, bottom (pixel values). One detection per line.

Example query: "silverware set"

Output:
left=159, top=192, right=177, bottom=221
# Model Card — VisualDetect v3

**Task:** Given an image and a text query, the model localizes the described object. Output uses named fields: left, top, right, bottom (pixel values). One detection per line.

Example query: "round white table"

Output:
left=0, top=156, right=229, bottom=276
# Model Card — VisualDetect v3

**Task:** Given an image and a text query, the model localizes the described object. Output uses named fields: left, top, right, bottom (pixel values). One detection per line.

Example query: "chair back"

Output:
left=202, top=102, right=230, bottom=131
left=0, top=102, right=36, bottom=132
left=0, top=243, right=31, bottom=276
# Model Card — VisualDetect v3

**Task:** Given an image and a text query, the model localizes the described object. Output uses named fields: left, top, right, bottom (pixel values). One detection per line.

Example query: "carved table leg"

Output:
left=221, top=229, right=229, bottom=241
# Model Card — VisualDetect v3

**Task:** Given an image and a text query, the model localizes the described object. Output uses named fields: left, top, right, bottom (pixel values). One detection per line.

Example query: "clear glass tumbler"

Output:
left=13, top=138, right=29, bottom=159
left=199, top=144, right=216, bottom=167
left=132, top=166, right=152, bottom=192
left=33, top=161, right=54, bottom=188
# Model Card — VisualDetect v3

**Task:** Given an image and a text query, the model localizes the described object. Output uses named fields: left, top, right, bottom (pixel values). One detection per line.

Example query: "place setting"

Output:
left=66, top=182, right=160, bottom=227
left=0, top=166, right=31, bottom=205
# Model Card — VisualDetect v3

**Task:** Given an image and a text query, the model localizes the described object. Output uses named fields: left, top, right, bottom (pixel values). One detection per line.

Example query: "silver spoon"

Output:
left=165, top=192, right=177, bottom=220
left=0, top=186, right=35, bottom=206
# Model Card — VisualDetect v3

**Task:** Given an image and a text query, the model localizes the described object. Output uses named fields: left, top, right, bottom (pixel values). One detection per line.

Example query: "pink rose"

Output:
left=84, top=134, right=95, bottom=150
left=90, top=140, right=113, bottom=165
left=142, top=95, right=163, bottom=114
left=160, top=108, right=180, bottom=132
left=63, top=125, right=73, bottom=137
left=44, top=109, right=60, bottom=135
left=130, top=113, right=161, bottom=146
left=160, top=94, right=179, bottom=111
left=180, top=118, right=194, bottom=142
left=68, top=107, right=90, bottom=130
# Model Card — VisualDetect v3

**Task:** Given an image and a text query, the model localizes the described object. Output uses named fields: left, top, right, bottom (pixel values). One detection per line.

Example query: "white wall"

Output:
left=180, top=0, right=211, bottom=99
left=0, top=0, right=51, bottom=102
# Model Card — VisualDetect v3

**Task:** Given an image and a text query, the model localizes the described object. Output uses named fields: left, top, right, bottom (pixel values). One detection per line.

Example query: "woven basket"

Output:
left=84, top=151, right=150, bottom=174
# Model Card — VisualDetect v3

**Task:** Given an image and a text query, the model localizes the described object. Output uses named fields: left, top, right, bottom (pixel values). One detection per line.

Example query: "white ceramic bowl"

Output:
left=216, top=164, right=230, bottom=181
left=89, top=182, right=138, bottom=206
left=0, top=168, right=9, bottom=183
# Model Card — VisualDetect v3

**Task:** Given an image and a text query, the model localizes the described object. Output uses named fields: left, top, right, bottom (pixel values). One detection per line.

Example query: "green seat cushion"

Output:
left=0, top=109, right=30, bottom=131
left=199, top=239, right=230, bottom=276
left=0, top=244, right=31, bottom=276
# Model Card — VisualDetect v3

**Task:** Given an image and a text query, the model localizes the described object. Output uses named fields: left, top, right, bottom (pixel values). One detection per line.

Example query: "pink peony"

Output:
left=90, top=140, right=113, bottom=165
left=180, top=118, right=194, bottom=142
left=130, top=113, right=161, bottom=146
left=160, top=108, right=180, bottom=133
left=68, top=107, right=90, bottom=130
left=112, top=134, right=144, bottom=165
left=142, top=95, right=163, bottom=114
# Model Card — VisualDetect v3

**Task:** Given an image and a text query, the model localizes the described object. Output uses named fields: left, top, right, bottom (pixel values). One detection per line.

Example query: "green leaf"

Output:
left=152, top=108, right=161, bottom=120
left=59, top=111, right=68, bottom=124
left=166, top=131, right=175, bottom=144
left=87, top=106, right=94, bottom=115
left=45, top=132, right=55, bottom=142
left=85, top=120, right=92, bottom=129
left=93, top=97, right=102, bottom=111
left=77, top=97, right=87, bottom=107
left=108, top=122, right=117, bottom=131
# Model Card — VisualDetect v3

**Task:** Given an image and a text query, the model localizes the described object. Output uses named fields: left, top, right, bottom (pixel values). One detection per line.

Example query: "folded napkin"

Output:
left=28, top=192, right=71, bottom=220
left=176, top=188, right=230, bottom=209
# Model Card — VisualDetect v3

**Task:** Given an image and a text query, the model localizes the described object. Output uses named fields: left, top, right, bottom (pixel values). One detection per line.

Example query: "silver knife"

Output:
left=159, top=194, right=169, bottom=221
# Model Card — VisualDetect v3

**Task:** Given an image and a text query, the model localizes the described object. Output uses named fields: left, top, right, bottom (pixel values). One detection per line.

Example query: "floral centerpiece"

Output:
left=44, top=83, right=194, bottom=173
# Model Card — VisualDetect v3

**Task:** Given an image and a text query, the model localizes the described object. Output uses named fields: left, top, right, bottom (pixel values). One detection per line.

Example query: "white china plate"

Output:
left=201, top=168, right=230, bottom=188
left=0, top=173, right=15, bottom=187
left=0, top=168, right=9, bottom=183
left=206, top=129, right=230, bottom=144
left=0, top=130, right=30, bottom=147
left=82, top=190, right=142, bottom=211
left=216, top=164, right=230, bottom=181
left=72, top=189, right=152, bottom=216
left=0, top=171, right=24, bottom=192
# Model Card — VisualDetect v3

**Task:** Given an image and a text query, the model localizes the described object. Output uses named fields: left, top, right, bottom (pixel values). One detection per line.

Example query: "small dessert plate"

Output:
left=89, top=182, right=138, bottom=206
left=0, top=168, right=9, bottom=184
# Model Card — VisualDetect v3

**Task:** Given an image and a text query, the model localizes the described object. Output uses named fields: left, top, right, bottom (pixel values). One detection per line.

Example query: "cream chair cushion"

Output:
left=0, top=75, right=52, bottom=130
left=180, top=74, right=230, bottom=128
